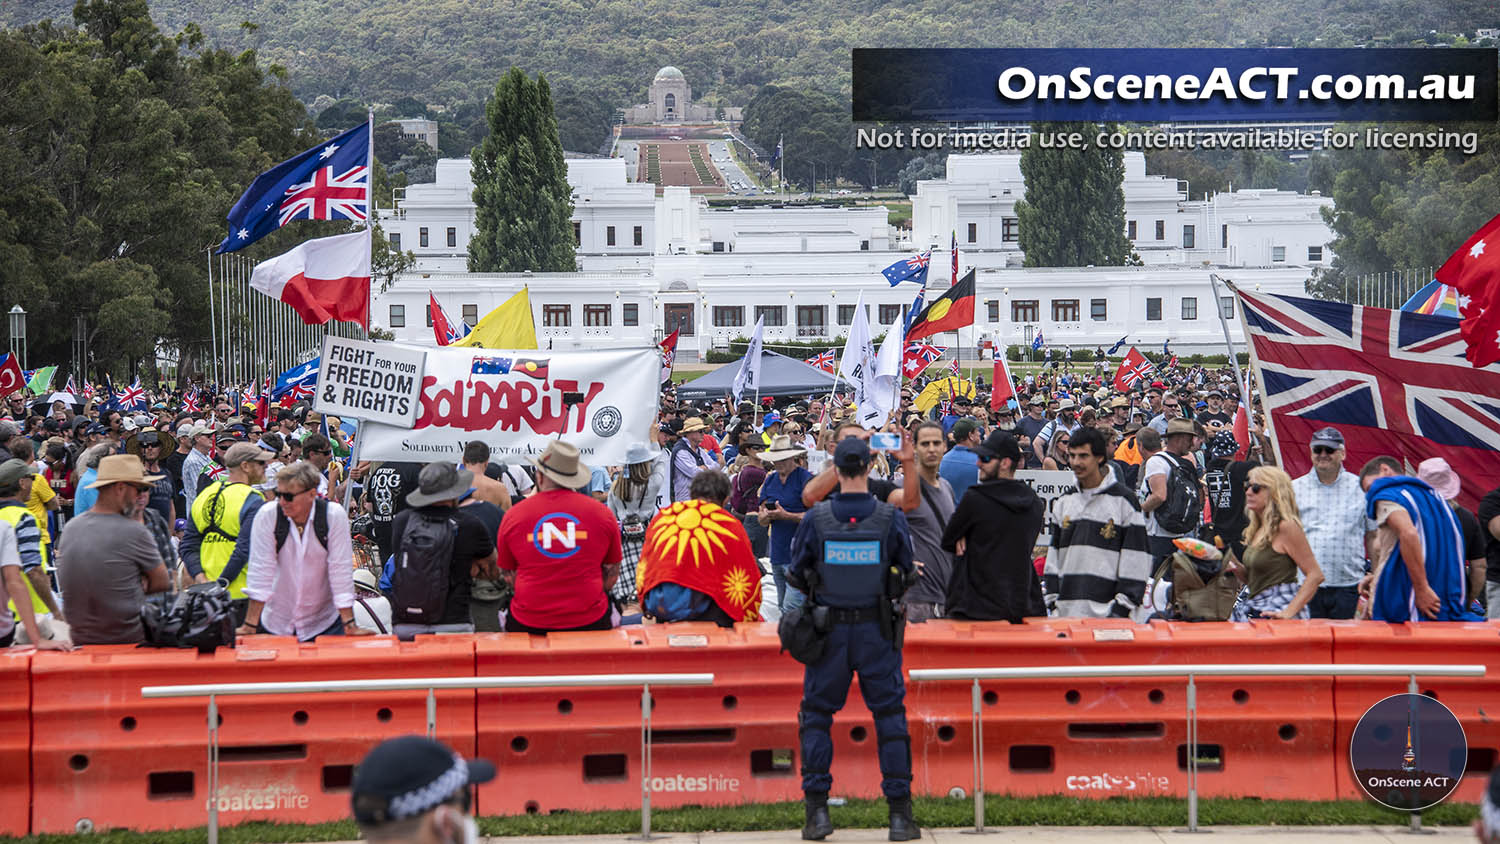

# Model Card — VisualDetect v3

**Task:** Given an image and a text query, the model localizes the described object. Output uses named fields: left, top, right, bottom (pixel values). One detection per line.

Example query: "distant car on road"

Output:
left=669, top=135, right=683, bottom=140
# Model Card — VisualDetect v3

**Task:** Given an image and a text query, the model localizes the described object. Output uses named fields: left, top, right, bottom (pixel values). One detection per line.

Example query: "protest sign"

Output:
left=1016, top=469, right=1078, bottom=545
left=358, top=345, right=659, bottom=465
left=313, top=335, right=427, bottom=427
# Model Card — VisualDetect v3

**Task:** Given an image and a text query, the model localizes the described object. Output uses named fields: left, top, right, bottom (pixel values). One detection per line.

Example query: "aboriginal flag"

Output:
left=905, top=269, right=975, bottom=342
left=513, top=357, right=550, bottom=380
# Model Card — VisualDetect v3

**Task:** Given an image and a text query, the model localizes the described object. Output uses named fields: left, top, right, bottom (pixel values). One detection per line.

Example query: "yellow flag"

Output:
left=913, top=377, right=974, bottom=414
left=452, top=288, right=537, bottom=349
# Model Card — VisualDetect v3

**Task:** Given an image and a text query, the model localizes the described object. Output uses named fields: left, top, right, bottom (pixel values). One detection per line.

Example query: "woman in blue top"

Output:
left=756, top=435, right=811, bottom=611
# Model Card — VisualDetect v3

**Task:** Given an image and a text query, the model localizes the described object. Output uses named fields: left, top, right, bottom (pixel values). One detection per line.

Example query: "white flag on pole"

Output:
left=731, top=315, right=765, bottom=404
left=864, top=318, right=904, bottom=427
left=839, top=294, right=878, bottom=425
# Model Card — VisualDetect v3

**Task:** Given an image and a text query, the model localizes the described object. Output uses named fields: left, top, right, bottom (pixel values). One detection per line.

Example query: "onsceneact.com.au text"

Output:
left=996, top=67, right=1478, bottom=103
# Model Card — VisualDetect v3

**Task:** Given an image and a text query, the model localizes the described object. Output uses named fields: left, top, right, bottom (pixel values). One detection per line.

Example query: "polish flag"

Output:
left=991, top=356, right=1017, bottom=412
left=250, top=230, right=370, bottom=329
left=1232, top=399, right=1252, bottom=460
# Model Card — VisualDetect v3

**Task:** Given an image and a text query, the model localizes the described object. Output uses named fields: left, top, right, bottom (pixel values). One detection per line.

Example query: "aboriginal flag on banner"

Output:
left=905, top=269, right=975, bottom=342
left=512, top=358, right=550, bottom=380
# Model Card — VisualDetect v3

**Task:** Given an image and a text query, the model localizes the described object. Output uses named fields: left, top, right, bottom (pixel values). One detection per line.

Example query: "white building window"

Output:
left=1091, top=299, right=1107, bottom=321
left=1182, top=225, right=1195, bottom=249
left=756, top=306, right=786, bottom=327
left=462, top=304, right=478, bottom=326
left=583, top=304, right=611, bottom=327
left=1002, top=218, right=1019, bottom=243
left=606, top=226, right=616, bottom=247
left=388, top=304, right=405, bottom=328
left=1146, top=298, right=1162, bottom=321
left=1220, top=296, right=1235, bottom=320
left=1127, top=220, right=1137, bottom=240
left=1308, top=245, right=1323, bottom=262
left=623, top=303, right=639, bottom=326
left=713, top=306, right=744, bottom=327
left=1272, top=246, right=1286, bottom=262
left=1181, top=297, right=1197, bottom=320
left=543, top=304, right=571, bottom=327
left=388, top=233, right=401, bottom=251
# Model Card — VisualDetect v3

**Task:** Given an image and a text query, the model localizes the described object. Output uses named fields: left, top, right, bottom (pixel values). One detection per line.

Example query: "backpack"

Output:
left=1154, top=452, right=1202, bottom=535
left=140, top=581, right=237, bottom=652
left=274, top=499, right=329, bottom=551
left=391, top=512, right=457, bottom=623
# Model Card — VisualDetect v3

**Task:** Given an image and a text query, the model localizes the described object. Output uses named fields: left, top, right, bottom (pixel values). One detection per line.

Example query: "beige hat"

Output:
left=87, top=454, right=165, bottom=489
left=760, top=434, right=806, bottom=463
left=222, top=442, right=271, bottom=467
left=530, top=440, right=593, bottom=488
left=679, top=416, right=708, bottom=434
left=352, top=568, right=380, bottom=593
left=1165, top=418, right=1197, bottom=437
left=188, top=422, right=216, bottom=439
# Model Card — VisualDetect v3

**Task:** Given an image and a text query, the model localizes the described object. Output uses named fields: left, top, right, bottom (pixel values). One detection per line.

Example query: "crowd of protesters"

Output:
left=0, top=352, right=1492, bottom=651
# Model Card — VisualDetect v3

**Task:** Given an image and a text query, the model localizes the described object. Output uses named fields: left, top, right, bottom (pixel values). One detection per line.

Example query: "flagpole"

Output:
left=1224, top=278, right=1278, bottom=465
left=365, top=106, right=375, bottom=340
left=1208, top=274, right=1250, bottom=406
left=206, top=248, right=218, bottom=389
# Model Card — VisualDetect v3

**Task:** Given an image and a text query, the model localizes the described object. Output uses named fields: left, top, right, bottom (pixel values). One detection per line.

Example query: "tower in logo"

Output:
left=1400, top=711, right=1416, bottom=773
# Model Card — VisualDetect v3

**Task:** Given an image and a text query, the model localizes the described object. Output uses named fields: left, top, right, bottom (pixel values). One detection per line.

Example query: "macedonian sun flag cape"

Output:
left=637, top=500, right=762, bottom=622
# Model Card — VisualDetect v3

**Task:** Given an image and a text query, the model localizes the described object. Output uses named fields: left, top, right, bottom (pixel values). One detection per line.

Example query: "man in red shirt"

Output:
left=497, top=440, right=623, bottom=633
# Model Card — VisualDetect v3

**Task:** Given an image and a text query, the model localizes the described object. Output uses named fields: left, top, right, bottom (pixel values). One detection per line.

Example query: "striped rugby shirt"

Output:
left=1043, top=466, right=1151, bottom=618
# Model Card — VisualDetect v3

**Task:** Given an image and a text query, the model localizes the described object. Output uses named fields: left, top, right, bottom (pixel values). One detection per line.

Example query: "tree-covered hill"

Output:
left=3, top=0, right=1492, bottom=110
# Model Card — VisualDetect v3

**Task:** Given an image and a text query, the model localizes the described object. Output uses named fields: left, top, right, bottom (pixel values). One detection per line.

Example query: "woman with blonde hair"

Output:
left=1229, top=466, right=1323, bottom=620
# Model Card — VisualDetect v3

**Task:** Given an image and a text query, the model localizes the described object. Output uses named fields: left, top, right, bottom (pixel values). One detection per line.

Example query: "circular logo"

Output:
left=591, top=405, right=622, bottom=437
left=529, top=512, right=586, bottom=560
left=1350, top=693, right=1466, bottom=811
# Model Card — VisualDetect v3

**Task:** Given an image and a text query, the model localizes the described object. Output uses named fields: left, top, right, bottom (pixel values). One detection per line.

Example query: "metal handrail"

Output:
left=908, top=663, right=1486, bottom=835
left=142, top=672, right=715, bottom=844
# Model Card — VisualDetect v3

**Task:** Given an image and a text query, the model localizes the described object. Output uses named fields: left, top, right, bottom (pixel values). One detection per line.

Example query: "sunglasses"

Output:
left=1311, top=445, right=1338, bottom=455
left=1164, top=403, right=1180, bottom=409
left=1245, top=483, right=1266, bottom=494
left=275, top=488, right=312, bottom=502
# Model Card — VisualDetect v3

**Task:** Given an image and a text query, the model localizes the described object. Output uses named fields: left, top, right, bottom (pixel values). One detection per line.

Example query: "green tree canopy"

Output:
left=469, top=68, right=575, bottom=273
left=1015, top=123, right=1132, bottom=267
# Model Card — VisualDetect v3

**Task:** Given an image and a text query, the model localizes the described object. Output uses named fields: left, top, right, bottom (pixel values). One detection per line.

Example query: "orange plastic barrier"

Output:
left=1330, top=622, right=1500, bottom=803
left=904, top=618, right=1338, bottom=801
left=0, top=649, right=31, bottom=836
left=474, top=624, right=807, bottom=815
left=30, top=636, right=475, bottom=834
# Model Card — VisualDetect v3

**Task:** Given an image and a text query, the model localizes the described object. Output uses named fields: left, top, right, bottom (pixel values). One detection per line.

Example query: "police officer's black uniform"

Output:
left=784, top=437, right=918, bottom=841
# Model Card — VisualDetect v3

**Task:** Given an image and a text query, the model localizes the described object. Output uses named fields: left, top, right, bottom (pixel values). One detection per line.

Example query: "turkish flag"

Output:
left=0, top=353, right=24, bottom=396
left=1435, top=213, right=1500, bottom=295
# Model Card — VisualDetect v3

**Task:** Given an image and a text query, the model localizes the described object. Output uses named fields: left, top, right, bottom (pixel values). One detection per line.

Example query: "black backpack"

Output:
left=391, top=512, right=457, bottom=623
left=140, top=581, right=237, bottom=652
left=274, top=498, right=329, bottom=551
left=1155, top=452, right=1202, bottom=536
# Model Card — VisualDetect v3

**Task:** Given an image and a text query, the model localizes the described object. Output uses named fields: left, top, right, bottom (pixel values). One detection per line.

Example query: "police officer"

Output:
left=784, top=436, right=919, bottom=841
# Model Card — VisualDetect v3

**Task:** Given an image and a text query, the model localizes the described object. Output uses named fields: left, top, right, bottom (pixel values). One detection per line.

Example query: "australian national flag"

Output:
left=272, top=358, right=320, bottom=402
left=881, top=251, right=931, bottom=287
left=217, top=122, right=370, bottom=253
left=1240, top=288, right=1500, bottom=509
left=471, top=355, right=513, bottom=375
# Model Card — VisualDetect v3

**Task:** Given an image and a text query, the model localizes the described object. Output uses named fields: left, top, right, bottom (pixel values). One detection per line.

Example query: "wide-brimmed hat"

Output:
left=530, top=440, right=593, bottom=488
left=1417, top=457, right=1460, bottom=501
left=760, top=434, right=806, bottom=463
left=679, top=417, right=708, bottom=434
left=406, top=462, right=475, bottom=507
left=1165, top=418, right=1197, bottom=437
left=87, top=454, right=165, bottom=490
left=623, top=442, right=659, bottom=465
left=352, top=568, right=380, bottom=593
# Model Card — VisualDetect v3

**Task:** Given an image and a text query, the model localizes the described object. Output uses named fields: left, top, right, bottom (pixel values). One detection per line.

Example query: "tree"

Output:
left=1015, top=123, right=1132, bottom=267
left=468, top=68, right=575, bottom=273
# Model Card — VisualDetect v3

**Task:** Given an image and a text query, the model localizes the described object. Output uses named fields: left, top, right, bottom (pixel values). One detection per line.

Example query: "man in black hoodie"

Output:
left=940, top=431, right=1046, bottom=621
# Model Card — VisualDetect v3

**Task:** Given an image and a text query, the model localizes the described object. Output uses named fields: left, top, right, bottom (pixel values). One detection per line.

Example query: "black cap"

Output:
left=833, top=436, right=872, bottom=471
left=972, top=431, right=1022, bottom=463
left=351, top=736, right=495, bottom=827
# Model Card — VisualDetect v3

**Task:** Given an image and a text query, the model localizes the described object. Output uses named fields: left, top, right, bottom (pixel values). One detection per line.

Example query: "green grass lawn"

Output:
left=0, top=795, right=1476, bottom=843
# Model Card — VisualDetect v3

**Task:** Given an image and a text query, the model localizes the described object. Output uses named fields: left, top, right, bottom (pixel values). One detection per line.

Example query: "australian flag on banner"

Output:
left=471, top=355, right=513, bottom=375
left=217, top=122, right=370, bottom=253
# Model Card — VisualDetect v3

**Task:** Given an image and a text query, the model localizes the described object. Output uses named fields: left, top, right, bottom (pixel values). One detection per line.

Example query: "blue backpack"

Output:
left=642, top=583, right=716, bottom=621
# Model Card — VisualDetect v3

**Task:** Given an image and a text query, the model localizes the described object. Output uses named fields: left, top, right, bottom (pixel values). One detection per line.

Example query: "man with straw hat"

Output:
left=669, top=416, right=721, bottom=502
left=497, top=441, right=624, bottom=633
left=57, top=455, right=173, bottom=644
left=757, top=434, right=811, bottom=613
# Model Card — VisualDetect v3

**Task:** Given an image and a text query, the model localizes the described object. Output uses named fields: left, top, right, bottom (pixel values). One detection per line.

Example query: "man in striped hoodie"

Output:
left=1044, top=427, right=1151, bottom=618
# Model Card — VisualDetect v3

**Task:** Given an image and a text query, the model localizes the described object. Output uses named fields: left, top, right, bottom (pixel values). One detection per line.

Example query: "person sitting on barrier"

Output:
left=1358, top=456, right=1481, bottom=622
left=240, top=461, right=370, bottom=640
left=351, top=735, right=494, bottom=844
left=940, top=431, right=1046, bottom=622
left=784, top=436, right=919, bottom=842
left=352, top=567, right=393, bottom=635
left=0, top=458, right=64, bottom=643
left=0, top=519, right=72, bottom=650
left=496, top=441, right=621, bottom=634
left=390, top=462, right=498, bottom=639
left=637, top=469, right=761, bottom=626
left=1228, top=466, right=1323, bottom=620
left=57, top=455, right=172, bottom=645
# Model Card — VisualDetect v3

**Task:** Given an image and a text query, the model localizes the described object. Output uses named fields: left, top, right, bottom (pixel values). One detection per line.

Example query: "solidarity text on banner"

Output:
left=357, top=345, right=659, bottom=465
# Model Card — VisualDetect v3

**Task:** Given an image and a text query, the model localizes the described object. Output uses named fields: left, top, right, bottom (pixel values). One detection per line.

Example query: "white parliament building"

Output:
left=375, top=152, right=1334, bottom=358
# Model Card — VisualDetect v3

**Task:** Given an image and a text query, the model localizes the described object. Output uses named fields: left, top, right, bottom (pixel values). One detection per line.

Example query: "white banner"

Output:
left=314, top=334, right=426, bottom=427
left=358, top=345, right=659, bottom=465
